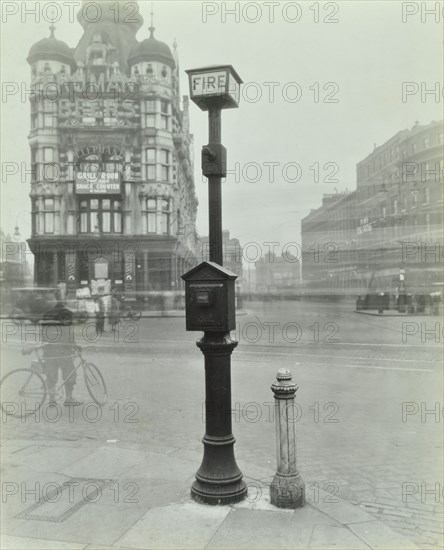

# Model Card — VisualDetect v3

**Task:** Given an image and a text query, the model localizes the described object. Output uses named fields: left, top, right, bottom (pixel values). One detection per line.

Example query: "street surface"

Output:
left=1, top=300, right=443, bottom=548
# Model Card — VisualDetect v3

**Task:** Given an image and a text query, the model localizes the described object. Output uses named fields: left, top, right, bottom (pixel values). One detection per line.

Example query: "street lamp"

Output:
left=182, top=65, right=246, bottom=505
left=13, top=225, right=21, bottom=242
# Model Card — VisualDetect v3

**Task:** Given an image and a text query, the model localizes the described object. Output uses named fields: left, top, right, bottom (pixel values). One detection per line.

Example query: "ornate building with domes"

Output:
left=27, top=0, right=198, bottom=304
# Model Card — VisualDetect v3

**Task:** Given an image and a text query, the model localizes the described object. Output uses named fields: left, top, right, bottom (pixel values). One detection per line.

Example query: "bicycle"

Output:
left=109, top=296, right=141, bottom=329
left=0, top=345, right=107, bottom=418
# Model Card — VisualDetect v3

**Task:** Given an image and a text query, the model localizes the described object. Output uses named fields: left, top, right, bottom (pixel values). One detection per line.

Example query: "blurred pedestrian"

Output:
left=40, top=303, right=81, bottom=406
left=109, top=291, right=121, bottom=329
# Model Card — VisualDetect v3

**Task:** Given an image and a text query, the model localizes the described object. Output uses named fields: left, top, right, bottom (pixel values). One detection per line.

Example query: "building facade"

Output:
left=27, top=0, right=198, bottom=302
left=354, top=120, right=443, bottom=293
left=199, top=230, right=243, bottom=278
left=255, top=252, right=301, bottom=298
left=300, top=120, right=443, bottom=297
left=301, top=192, right=357, bottom=296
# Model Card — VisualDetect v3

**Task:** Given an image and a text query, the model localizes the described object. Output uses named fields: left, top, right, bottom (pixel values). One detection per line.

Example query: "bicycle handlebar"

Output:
left=21, top=344, right=97, bottom=356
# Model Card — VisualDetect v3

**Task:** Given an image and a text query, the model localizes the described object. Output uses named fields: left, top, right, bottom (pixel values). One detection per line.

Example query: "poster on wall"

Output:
left=94, top=262, right=109, bottom=279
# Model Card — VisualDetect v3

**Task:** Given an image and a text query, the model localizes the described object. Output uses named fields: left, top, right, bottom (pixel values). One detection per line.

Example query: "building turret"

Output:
left=27, top=25, right=76, bottom=77
left=74, top=0, right=142, bottom=73
left=128, top=18, right=175, bottom=82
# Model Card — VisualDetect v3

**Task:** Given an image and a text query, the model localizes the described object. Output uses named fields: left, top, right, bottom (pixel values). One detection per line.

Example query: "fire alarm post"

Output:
left=182, top=65, right=246, bottom=504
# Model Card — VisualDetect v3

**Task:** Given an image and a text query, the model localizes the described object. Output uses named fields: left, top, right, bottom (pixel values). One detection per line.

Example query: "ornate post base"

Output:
left=192, top=332, right=247, bottom=505
left=270, top=472, right=305, bottom=509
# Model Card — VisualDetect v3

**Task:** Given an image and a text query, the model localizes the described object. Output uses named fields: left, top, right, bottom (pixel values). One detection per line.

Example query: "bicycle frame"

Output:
left=30, top=346, right=89, bottom=400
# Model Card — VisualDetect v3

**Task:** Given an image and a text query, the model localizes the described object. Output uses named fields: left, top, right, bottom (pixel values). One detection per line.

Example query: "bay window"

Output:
left=143, top=197, right=171, bottom=235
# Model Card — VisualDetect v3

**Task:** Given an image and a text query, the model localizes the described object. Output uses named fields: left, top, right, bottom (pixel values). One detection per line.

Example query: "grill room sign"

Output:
left=75, top=173, right=121, bottom=194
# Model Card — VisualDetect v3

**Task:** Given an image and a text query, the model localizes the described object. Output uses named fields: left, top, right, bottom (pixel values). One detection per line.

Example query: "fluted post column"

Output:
left=270, top=368, right=305, bottom=508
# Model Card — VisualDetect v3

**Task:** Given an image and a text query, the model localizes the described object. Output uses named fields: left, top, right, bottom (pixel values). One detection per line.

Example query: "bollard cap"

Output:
left=271, top=368, right=298, bottom=398
left=276, top=368, right=292, bottom=381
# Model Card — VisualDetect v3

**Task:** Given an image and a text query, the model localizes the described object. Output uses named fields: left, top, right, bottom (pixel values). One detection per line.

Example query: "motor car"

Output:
left=7, top=287, right=68, bottom=324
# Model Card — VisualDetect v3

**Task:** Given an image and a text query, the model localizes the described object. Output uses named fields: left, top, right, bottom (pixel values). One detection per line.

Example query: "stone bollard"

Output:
left=270, top=368, right=305, bottom=508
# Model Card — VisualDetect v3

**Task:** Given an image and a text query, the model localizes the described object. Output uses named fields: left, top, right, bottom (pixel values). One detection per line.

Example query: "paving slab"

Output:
left=93, top=477, right=190, bottom=509
left=6, top=446, right=95, bottom=473
left=349, top=521, right=421, bottom=549
left=116, top=501, right=230, bottom=549
left=237, top=460, right=275, bottom=481
left=119, top=451, right=196, bottom=482
left=308, top=487, right=378, bottom=525
left=0, top=534, right=86, bottom=550
left=9, top=502, right=146, bottom=547
left=206, top=508, right=313, bottom=550
left=59, top=447, right=147, bottom=478
left=308, top=524, right=371, bottom=549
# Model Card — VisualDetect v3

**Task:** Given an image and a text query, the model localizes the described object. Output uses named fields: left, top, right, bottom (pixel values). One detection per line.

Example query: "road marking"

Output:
left=236, top=349, right=437, bottom=364
left=234, top=356, right=434, bottom=373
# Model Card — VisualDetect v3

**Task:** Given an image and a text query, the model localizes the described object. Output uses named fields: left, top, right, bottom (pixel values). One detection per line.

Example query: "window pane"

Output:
left=161, top=100, right=168, bottom=114
left=44, top=213, right=54, bottom=233
left=43, top=148, right=54, bottom=162
left=91, top=212, right=99, bottom=232
left=80, top=212, right=88, bottom=232
left=145, top=100, right=155, bottom=112
left=147, top=165, right=156, bottom=180
left=162, top=199, right=169, bottom=211
left=91, top=199, right=99, bottom=210
left=147, top=212, right=156, bottom=233
left=102, top=199, right=111, bottom=210
left=161, top=166, right=169, bottom=182
left=44, top=115, right=53, bottom=127
left=102, top=212, right=111, bottom=232
left=80, top=200, right=88, bottom=209
left=159, top=149, right=167, bottom=164
left=146, top=114, right=155, bottom=127
left=44, top=198, right=54, bottom=210
left=147, top=198, right=156, bottom=210
left=160, top=213, right=169, bottom=235
left=114, top=212, right=122, bottom=233
left=146, top=148, right=156, bottom=162
left=160, top=115, right=168, bottom=130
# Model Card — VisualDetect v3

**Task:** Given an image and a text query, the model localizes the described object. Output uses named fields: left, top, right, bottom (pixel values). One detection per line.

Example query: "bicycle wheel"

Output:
left=129, top=310, right=142, bottom=321
left=124, top=309, right=141, bottom=321
left=83, top=363, right=107, bottom=406
left=0, top=369, right=47, bottom=418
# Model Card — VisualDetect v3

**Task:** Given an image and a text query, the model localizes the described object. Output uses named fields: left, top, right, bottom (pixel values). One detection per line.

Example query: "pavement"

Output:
left=1, top=301, right=443, bottom=549
left=1, top=437, right=424, bottom=550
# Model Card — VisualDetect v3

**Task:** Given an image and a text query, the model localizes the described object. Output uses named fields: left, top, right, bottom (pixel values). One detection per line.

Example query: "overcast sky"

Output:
left=1, top=0, right=442, bottom=253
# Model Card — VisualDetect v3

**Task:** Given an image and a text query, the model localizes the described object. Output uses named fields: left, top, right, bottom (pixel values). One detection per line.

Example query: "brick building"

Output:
left=301, top=191, right=357, bottom=296
left=300, top=120, right=443, bottom=297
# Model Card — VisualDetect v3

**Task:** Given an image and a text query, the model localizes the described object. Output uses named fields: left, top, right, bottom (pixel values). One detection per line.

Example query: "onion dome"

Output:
left=77, top=0, right=143, bottom=31
left=27, top=25, right=75, bottom=69
left=128, top=25, right=175, bottom=69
